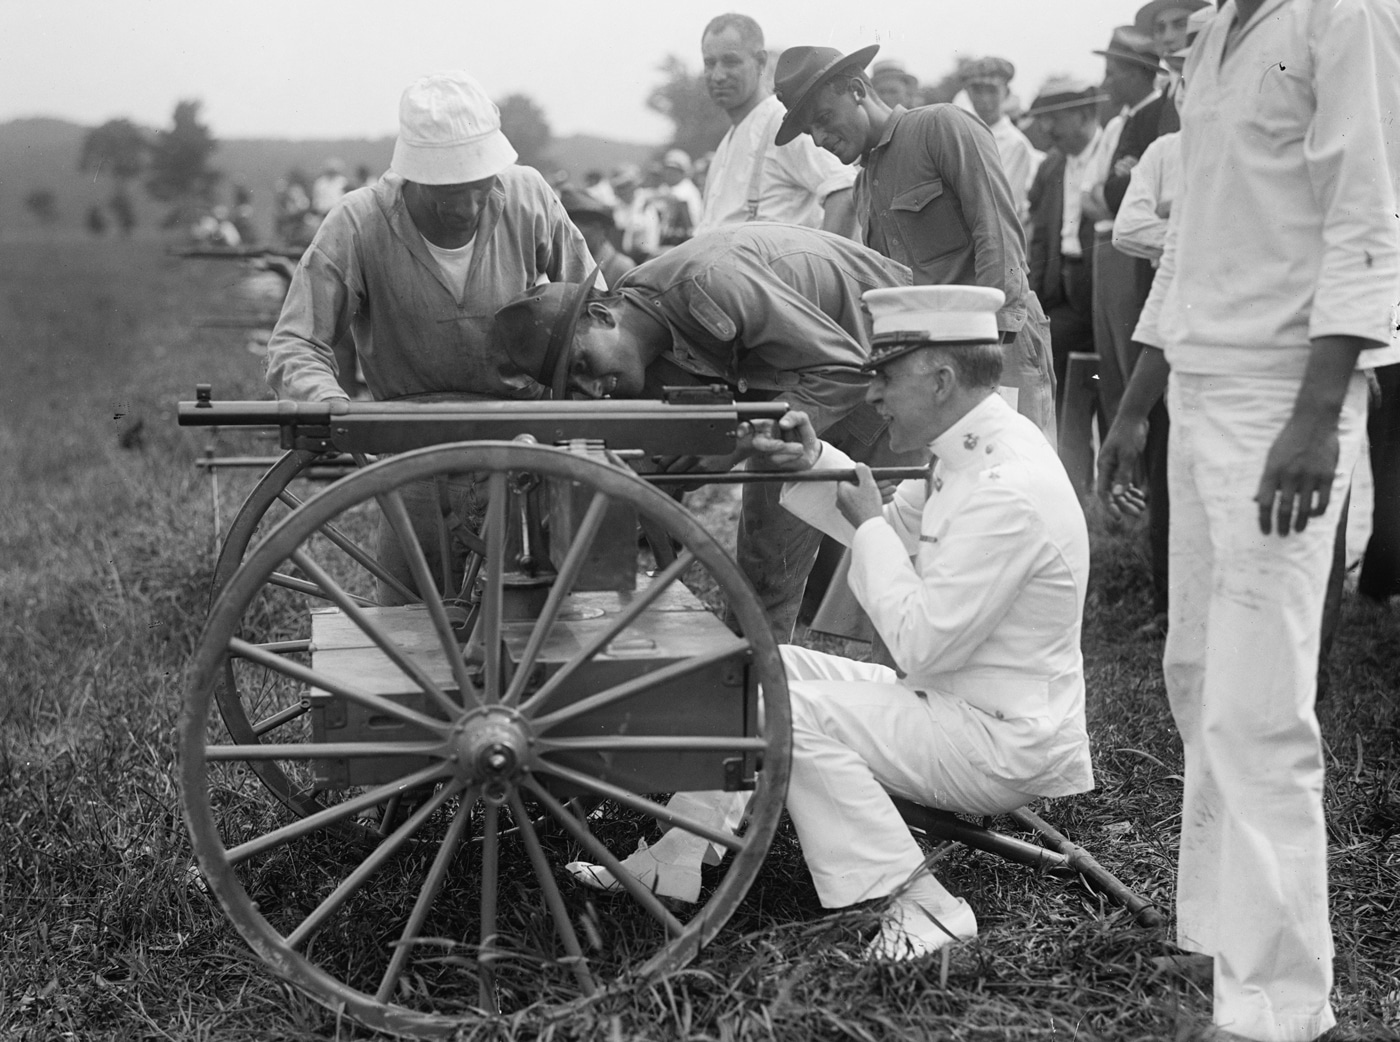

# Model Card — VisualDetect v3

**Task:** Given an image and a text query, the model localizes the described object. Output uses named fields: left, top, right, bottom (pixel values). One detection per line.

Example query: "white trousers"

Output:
left=1164, top=372, right=1366, bottom=1042
left=779, top=646, right=1032, bottom=908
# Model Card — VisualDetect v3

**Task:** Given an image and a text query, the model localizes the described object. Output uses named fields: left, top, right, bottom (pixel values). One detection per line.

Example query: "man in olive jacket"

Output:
left=772, top=43, right=1057, bottom=443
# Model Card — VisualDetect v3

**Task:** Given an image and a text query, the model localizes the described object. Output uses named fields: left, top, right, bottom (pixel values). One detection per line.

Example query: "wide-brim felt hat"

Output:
left=493, top=261, right=603, bottom=399
left=860, top=285, right=1005, bottom=372
left=1093, top=26, right=1163, bottom=74
left=1134, top=0, right=1209, bottom=36
left=1025, top=76, right=1109, bottom=117
left=773, top=43, right=881, bottom=147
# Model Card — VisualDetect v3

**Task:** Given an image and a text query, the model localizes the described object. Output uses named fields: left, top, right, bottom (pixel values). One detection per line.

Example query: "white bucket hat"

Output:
left=390, top=71, right=518, bottom=185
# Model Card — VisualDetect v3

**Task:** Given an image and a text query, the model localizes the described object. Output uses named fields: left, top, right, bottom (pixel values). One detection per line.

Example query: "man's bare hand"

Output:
left=740, top=410, right=821, bottom=471
left=1112, top=155, right=1140, bottom=178
left=1097, top=415, right=1150, bottom=520
left=836, top=463, right=884, bottom=528
left=1255, top=415, right=1339, bottom=536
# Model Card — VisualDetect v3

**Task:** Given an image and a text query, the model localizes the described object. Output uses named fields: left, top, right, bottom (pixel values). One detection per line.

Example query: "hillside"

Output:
left=0, top=117, right=658, bottom=242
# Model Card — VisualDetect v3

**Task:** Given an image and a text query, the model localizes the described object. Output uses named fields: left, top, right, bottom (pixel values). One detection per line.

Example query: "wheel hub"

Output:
left=450, top=707, right=532, bottom=799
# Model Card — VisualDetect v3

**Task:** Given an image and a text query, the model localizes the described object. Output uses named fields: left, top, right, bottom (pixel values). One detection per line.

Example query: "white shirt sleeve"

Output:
left=772, top=134, right=858, bottom=205
left=779, top=441, right=925, bottom=551
left=1112, top=133, right=1178, bottom=264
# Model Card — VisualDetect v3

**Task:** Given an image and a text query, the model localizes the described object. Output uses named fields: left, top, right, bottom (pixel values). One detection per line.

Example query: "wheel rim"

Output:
left=181, top=441, right=791, bottom=1036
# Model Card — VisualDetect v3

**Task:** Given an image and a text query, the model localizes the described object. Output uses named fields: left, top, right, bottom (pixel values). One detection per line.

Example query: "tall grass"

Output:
left=1, top=239, right=1396, bottom=1040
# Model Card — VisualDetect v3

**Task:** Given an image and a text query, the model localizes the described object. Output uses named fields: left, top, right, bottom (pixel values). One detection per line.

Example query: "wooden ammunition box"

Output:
left=306, top=583, right=758, bottom=795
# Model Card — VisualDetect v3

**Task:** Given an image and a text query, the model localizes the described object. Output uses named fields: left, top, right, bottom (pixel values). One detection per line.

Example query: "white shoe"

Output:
left=564, top=839, right=703, bottom=903
left=865, top=896, right=978, bottom=962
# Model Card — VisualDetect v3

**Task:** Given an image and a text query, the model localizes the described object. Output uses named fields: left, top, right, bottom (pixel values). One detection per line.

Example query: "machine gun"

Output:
left=176, top=388, right=1156, bottom=1038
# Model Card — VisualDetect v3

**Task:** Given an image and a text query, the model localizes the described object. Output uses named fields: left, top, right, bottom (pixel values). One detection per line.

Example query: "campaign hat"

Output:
left=493, top=262, right=604, bottom=399
left=773, top=43, right=881, bottom=146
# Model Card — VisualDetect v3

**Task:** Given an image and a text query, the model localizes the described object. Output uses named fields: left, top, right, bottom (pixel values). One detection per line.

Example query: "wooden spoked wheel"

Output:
left=180, top=441, right=791, bottom=1036
left=210, top=448, right=488, bottom=821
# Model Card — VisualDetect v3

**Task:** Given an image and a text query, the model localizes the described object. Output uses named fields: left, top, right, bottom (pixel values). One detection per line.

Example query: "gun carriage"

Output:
left=177, top=389, right=1156, bottom=1038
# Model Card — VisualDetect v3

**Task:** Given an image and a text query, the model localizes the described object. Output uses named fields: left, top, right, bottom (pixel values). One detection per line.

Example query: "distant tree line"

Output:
left=26, top=100, right=222, bottom=235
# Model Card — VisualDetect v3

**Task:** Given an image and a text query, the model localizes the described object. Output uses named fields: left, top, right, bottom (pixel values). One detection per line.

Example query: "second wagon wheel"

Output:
left=209, top=447, right=488, bottom=821
left=180, top=441, right=791, bottom=1038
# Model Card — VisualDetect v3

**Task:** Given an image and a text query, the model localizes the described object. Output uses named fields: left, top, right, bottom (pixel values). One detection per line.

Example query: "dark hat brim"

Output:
left=1025, top=91, right=1110, bottom=117
left=540, top=261, right=604, bottom=400
left=774, top=43, right=881, bottom=147
left=1092, top=47, right=1165, bottom=73
left=860, top=334, right=1000, bottom=373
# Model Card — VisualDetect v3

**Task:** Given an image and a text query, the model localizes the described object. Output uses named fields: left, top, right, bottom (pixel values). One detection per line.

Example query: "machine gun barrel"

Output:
left=646, top=467, right=928, bottom=485
left=177, top=394, right=790, bottom=458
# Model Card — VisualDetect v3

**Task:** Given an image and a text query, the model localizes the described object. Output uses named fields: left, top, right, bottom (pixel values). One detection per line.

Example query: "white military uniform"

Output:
left=777, top=391, right=1093, bottom=906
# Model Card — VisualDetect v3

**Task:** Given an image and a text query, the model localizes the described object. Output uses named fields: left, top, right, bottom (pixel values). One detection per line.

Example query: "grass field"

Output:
left=1, top=238, right=1397, bottom=1041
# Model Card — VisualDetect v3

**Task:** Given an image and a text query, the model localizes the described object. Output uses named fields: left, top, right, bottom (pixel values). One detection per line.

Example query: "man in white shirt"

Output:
left=694, top=13, right=856, bottom=237
left=1098, top=3, right=1400, bottom=1038
left=565, top=285, right=1093, bottom=961
left=962, top=57, right=1043, bottom=227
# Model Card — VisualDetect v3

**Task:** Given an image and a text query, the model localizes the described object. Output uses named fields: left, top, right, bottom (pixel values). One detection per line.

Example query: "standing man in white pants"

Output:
left=1099, top=3, right=1400, bottom=1038
left=568, top=285, right=1094, bottom=960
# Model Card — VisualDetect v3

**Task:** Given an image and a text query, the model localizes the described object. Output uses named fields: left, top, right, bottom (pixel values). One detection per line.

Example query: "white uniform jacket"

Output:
left=781, top=393, right=1094, bottom=796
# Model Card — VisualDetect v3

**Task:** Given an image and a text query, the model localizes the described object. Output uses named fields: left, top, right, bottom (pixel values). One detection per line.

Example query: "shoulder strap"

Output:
left=745, top=104, right=785, bottom=221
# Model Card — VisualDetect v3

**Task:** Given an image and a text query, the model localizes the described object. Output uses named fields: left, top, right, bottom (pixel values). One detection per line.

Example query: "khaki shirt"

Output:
left=616, top=223, right=911, bottom=437
left=855, top=105, right=1033, bottom=336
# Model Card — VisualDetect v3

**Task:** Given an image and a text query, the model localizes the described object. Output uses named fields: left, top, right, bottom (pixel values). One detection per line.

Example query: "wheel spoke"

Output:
left=206, top=740, right=443, bottom=761
left=432, top=477, right=454, bottom=603
left=531, top=761, right=744, bottom=854
left=268, top=571, right=377, bottom=607
left=374, top=489, right=480, bottom=709
left=507, top=791, right=596, bottom=995
left=229, top=637, right=451, bottom=736
left=517, top=549, right=697, bottom=716
left=480, top=472, right=509, bottom=704
left=375, top=787, right=478, bottom=1003
left=479, top=800, right=500, bottom=1014
left=503, top=489, right=611, bottom=708
left=531, top=643, right=748, bottom=733
left=251, top=697, right=311, bottom=737
left=233, top=639, right=310, bottom=657
left=285, top=779, right=465, bottom=949
left=537, top=735, right=767, bottom=754
left=278, top=488, right=418, bottom=604
left=226, top=763, right=450, bottom=865
left=290, top=549, right=462, bottom=720
left=523, top=780, right=683, bottom=937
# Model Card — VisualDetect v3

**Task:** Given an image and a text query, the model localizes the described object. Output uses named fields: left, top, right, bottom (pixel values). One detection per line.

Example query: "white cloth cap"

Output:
left=390, top=71, right=518, bottom=185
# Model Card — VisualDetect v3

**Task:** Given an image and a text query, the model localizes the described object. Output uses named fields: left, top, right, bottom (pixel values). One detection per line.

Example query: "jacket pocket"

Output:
left=889, top=178, right=970, bottom=269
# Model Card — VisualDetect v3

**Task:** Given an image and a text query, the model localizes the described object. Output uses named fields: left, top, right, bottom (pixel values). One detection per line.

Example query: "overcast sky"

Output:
left=9, top=1, right=1151, bottom=144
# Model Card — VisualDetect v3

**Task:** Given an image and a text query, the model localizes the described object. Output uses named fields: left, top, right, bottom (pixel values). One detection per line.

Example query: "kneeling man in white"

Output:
left=571, top=284, right=1094, bottom=959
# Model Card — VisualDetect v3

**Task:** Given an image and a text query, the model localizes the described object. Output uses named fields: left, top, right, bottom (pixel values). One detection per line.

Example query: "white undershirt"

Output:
left=421, top=234, right=476, bottom=303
